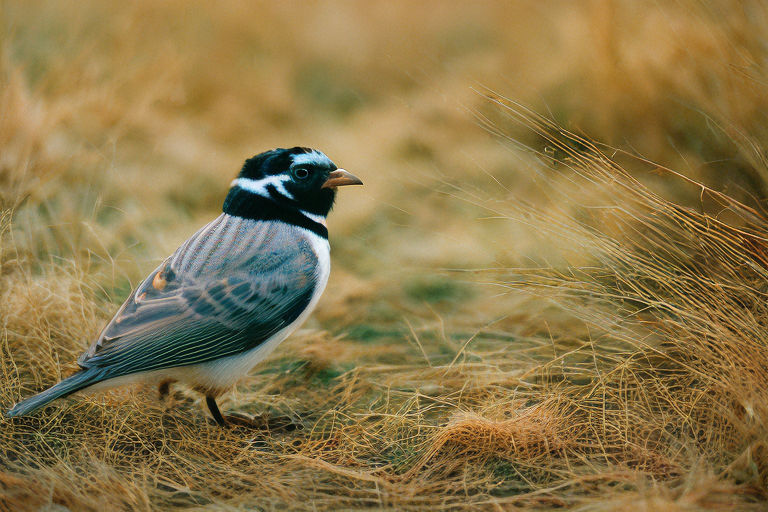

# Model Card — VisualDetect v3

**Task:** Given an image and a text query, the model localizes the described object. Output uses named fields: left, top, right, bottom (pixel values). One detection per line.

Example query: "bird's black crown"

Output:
left=223, top=147, right=340, bottom=238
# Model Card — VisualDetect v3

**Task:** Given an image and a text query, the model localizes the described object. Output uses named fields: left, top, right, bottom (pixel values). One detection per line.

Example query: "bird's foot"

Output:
left=158, top=380, right=179, bottom=410
left=205, top=395, right=300, bottom=431
left=231, top=411, right=300, bottom=431
left=206, top=410, right=301, bottom=431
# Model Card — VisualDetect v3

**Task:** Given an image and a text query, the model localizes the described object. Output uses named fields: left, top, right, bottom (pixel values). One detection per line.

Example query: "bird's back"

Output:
left=78, top=214, right=330, bottom=377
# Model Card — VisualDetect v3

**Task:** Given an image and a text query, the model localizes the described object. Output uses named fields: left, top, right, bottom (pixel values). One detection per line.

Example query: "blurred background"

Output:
left=4, top=1, right=768, bottom=509
left=6, top=1, right=767, bottom=278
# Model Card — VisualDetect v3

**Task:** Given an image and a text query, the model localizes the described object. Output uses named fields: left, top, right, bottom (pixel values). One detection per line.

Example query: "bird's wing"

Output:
left=77, top=242, right=319, bottom=377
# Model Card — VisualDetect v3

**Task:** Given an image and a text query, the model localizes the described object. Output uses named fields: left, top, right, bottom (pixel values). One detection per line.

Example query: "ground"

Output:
left=2, top=1, right=768, bottom=510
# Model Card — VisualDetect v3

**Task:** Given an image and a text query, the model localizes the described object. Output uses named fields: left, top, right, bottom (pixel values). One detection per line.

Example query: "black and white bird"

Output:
left=7, top=147, right=362, bottom=426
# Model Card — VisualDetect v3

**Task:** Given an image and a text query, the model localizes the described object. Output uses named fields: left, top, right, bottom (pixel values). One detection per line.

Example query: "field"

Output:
left=3, top=1, right=768, bottom=510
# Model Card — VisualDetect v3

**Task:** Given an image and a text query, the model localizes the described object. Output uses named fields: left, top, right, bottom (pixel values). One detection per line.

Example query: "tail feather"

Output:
left=6, top=369, right=104, bottom=418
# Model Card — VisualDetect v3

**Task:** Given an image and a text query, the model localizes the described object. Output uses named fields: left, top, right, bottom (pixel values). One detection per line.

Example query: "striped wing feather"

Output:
left=78, top=220, right=318, bottom=379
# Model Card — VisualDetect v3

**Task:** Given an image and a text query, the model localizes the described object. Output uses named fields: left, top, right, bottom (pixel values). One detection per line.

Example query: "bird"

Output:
left=6, top=147, right=362, bottom=426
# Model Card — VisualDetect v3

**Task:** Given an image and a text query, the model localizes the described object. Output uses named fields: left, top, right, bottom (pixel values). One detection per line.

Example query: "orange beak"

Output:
left=322, top=169, right=363, bottom=189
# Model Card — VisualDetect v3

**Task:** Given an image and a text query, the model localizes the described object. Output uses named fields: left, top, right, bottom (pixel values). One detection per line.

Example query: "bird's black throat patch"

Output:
left=223, top=186, right=329, bottom=238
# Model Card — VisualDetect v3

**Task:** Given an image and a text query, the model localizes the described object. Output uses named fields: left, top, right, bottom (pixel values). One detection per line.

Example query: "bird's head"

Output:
left=223, top=147, right=362, bottom=227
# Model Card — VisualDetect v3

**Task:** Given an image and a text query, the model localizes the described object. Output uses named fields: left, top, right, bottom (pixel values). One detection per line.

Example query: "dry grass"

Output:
left=3, top=0, right=768, bottom=510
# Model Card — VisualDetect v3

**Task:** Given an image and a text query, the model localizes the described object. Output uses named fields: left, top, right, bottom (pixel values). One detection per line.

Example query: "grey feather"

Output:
left=8, top=215, right=321, bottom=417
left=80, top=214, right=320, bottom=378
left=6, top=369, right=105, bottom=417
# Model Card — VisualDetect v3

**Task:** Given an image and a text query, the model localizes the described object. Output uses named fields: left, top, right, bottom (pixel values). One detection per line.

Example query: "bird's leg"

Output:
left=204, top=393, right=299, bottom=430
left=206, top=395, right=227, bottom=427
left=158, top=379, right=178, bottom=412
left=158, top=380, right=172, bottom=401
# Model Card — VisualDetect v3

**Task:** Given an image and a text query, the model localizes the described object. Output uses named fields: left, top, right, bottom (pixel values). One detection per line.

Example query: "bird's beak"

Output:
left=322, top=169, right=363, bottom=189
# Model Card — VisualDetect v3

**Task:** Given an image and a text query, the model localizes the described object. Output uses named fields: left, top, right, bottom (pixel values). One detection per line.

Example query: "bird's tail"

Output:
left=6, top=369, right=104, bottom=418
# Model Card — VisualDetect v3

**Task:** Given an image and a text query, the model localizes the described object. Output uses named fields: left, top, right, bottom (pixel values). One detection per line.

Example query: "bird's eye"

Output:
left=292, top=168, right=310, bottom=180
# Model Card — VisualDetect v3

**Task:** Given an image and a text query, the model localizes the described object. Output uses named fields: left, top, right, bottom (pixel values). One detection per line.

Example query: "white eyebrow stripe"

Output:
left=230, top=176, right=294, bottom=199
left=291, top=150, right=332, bottom=167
